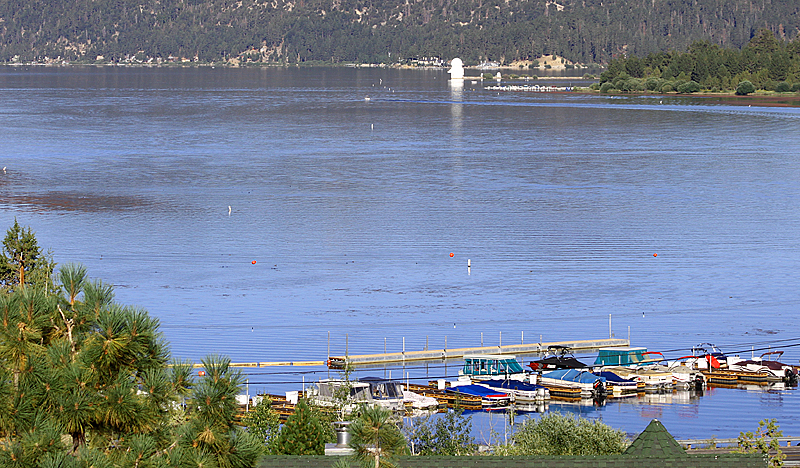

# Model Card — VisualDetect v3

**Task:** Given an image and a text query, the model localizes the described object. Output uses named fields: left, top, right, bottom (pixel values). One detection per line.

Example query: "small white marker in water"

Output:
left=371, top=123, right=374, bottom=130
left=228, top=206, right=232, bottom=215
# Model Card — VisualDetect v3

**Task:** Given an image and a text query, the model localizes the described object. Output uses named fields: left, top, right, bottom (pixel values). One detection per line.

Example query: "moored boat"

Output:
left=460, top=354, right=527, bottom=381
left=446, top=384, right=512, bottom=406
left=475, top=378, right=551, bottom=402
left=528, top=345, right=588, bottom=371
left=539, top=369, right=606, bottom=398
left=593, top=371, right=643, bottom=396
left=726, top=351, right=798, bottom=383
left=601, top=366, right=673, bottom=392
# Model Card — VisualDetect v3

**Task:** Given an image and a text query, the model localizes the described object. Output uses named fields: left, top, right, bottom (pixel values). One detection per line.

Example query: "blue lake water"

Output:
left=2, top=66, right=800, bottom=440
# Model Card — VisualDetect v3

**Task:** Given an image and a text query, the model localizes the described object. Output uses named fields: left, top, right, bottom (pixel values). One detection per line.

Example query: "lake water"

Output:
left=2, top=66, right=800, bottom=441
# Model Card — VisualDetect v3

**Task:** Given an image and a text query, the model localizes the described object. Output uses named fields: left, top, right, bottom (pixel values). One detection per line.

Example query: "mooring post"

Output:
left=499, top=331, right=502, bottom=348
left=481, top=332, right=483, bottom=347
left=521, top=331, right=524, bottom=344
left=346, top=334, right=349, bottom=357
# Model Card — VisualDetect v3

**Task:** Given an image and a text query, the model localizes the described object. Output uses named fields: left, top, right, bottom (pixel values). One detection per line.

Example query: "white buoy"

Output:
left=365, top=96, right=371, bottom=101
left=228, top=206, right=232, bottom=215
left=371, top=123, right=374, bottom=130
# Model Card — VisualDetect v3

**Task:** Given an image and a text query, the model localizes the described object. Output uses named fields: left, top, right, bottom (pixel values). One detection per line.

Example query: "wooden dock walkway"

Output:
left=327, top=338, right=629, bottom=368
left=184, top=337, right=628, bottom=369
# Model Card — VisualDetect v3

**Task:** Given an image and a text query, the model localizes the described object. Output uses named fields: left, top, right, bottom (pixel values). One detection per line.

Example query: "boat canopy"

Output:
left=315, top=380, right=373, bottom=401
left=529, top=355, right=587, bottom=370
left=593, top=347, right=649, bottom=366
left=542, top=369, right=606, bottom=384
left=462, top=355, right=525, bottom=377
left=360, top=377, right=404, bottom=399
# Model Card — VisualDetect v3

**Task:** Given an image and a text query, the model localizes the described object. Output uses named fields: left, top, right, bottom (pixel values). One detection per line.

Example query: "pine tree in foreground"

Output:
left=274, top=399, right=326, bottom=455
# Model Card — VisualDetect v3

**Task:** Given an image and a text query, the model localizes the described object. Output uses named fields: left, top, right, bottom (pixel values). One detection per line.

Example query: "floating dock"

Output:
left=327, top=338, right=629, bottom=368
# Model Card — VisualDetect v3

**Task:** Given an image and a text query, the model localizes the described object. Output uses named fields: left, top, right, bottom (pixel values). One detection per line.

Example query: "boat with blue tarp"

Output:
left=475, top=378, right=551, bottom=402
left=446, top=384, right=512, bottom=406
left=539, top=369, right=607, bottom=398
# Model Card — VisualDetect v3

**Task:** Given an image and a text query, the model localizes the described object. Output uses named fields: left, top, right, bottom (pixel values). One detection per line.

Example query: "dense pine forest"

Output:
left=595, top=30, right=800, bottom=93
left=1, top=0, right=799, bottom=65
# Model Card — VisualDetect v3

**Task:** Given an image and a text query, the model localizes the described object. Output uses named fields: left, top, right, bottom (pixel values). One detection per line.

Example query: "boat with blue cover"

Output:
left=475, top=378, right=550, bottom=402
left=539, top=369, right=607, bottom=398
left=593, top=371, right=643, bottom=396
left=446, top=384, right=512, bottom=406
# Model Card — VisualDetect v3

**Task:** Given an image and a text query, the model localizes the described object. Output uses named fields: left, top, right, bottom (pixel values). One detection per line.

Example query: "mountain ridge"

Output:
left=1, top=0, right=799, bottom=64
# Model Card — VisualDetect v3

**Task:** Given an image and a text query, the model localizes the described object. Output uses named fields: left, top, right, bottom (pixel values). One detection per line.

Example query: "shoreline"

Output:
left=3, top=63, right=798, bottom=107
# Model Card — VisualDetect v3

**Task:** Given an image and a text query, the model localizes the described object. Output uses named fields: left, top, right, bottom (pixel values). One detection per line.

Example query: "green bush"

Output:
left=612, top=72, right=631, bottom=88
left=405, top=409, right=476, bottom=456
left=792, top=83, right=800, bottom=92
left=677, top=80, right=701, bottom=93
left=482, top=73, right=494, bottom=80
left=661, top=83, right=674, bottom=93
left=736, top=80, right=756, bottom=95
left=510, top=412, right=628, bottom=456
left=645, top=77, right=661, bottom=91
left=599, top=82, right=616, bottom=93
left=589, top=83, right=601, bottom=90
left=775, top=81, right=792, bottom=92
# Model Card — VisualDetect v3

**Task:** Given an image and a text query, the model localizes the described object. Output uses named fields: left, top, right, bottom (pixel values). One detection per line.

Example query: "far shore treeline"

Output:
left=1, top=0, right=799, bottom=66
left=594, top=31, right=800, bottom=95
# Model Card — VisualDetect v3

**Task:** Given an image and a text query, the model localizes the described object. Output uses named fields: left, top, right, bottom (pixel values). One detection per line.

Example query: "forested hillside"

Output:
left=1, top=0, right=799, bottom=65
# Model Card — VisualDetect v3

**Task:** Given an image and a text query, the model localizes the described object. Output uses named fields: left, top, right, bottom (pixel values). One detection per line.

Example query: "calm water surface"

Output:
left=2, top=66, right=800, bottom=439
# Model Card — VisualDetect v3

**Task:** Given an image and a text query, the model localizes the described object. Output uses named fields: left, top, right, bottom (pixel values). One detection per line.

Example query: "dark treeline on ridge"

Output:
left=596, top=30, right=800, bottom=94
left=1, top=0, right=799, bottom=65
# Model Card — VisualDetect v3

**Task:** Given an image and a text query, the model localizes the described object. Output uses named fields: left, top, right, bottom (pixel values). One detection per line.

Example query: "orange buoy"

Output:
left=449, top=252, right=454, bottom=257
left=252, top=260, right=257, bottom=264
left=653, top=253, right=657, bottom=257
left=198, top=370, right=206, bottom=376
